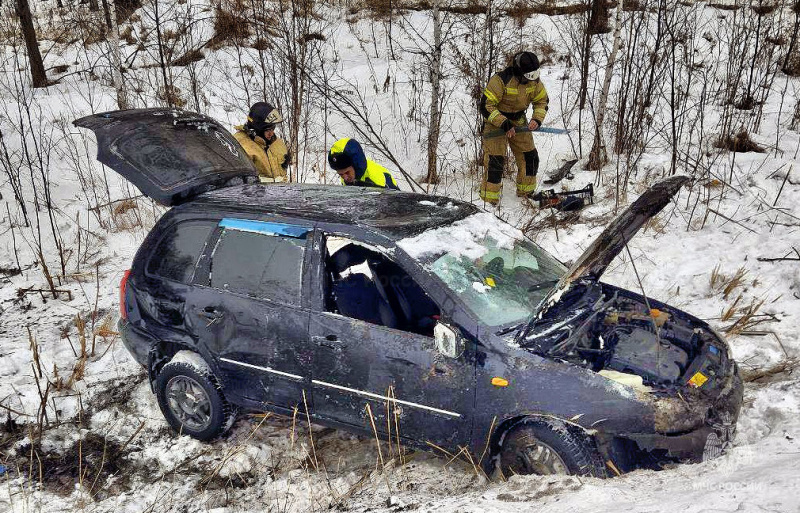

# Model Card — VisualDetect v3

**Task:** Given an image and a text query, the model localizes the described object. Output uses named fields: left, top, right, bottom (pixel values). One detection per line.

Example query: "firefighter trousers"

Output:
left=480, top=118, right=539, bottom=204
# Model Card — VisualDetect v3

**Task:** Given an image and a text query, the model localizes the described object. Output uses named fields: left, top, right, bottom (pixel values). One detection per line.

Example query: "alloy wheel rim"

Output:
left=516, top=439, right=569, bottom=475
left=166, top=375, right=213, bottom=432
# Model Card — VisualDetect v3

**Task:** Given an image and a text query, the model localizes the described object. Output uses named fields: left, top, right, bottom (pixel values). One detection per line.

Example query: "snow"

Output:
left=171, top=350, right=212, bottom=373
left=398, top=212, right=522, bottom=260
left=1, top=0, right=800, bottom=511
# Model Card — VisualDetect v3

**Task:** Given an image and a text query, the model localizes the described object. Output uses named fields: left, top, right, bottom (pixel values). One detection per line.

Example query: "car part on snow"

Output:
left=498, top=419, right=607, bottom=477
left=531, top=184, right=594, bottom=211
left=155, top=356, right=237, bottom=440
left=543, top=159, right=578, bottom=185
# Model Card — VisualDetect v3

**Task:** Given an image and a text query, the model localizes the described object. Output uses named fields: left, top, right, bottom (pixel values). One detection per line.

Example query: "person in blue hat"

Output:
left=328, top=138, right=399, bottom=190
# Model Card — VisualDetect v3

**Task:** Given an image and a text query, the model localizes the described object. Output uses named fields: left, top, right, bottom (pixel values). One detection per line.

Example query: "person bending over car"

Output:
left=234, top=102, right=291, bottom=182
left=328, top=138, right=400, bottom=190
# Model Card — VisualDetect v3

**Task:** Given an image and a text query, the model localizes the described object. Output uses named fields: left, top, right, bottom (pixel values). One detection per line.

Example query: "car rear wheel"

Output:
left=156, top=358, right=235, bottom=440
left=499, top=419, right=607, bottom=478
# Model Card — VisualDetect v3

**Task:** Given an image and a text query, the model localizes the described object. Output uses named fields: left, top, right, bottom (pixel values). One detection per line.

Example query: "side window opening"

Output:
left=147, top=221, right=216, bottom=284
left=324, top=236, right=440, bottom=337
left=209, top=228, right=305, bottom=305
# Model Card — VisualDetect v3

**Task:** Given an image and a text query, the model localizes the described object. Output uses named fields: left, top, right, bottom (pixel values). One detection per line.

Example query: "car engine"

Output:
left=521, top=281, right=715, bottom=387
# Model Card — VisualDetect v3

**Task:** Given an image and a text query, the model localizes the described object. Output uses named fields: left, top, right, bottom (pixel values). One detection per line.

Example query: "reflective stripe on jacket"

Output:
left=481, top=68, right=549, bottom=128
left=345, top=159, right=399, bottom=190
left=330, top=137, right=400, bottom=190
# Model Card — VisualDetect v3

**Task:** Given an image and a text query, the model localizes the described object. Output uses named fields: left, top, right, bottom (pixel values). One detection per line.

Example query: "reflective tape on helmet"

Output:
left=524, top=69, right=540, bottom=81
left=331, top=138, right=350, bottom=154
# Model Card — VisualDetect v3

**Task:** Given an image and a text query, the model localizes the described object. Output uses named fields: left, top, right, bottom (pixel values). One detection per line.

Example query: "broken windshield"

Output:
left=398, top=213, right=567, bottom=327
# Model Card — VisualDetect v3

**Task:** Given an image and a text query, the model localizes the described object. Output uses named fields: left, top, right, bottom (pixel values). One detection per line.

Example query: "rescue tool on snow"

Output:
left=531, top=184, right=594, bottom=211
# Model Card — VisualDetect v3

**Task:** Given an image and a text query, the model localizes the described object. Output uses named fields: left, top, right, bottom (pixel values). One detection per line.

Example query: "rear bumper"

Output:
left=119, top=319, right=154, bottom=367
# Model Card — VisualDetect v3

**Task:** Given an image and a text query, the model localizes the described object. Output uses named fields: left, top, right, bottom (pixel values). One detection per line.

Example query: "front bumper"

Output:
left=624, top=368, right=744, bottom=462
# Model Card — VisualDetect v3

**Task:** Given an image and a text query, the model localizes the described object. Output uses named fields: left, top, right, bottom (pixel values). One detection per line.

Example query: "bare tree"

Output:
left=425, top=0, right=443, bottom=184
left=15, top=0, right=47, bottom=88
left=102, top=0, right=130, bottom=109
left=587, top=0, right=624, bottom=171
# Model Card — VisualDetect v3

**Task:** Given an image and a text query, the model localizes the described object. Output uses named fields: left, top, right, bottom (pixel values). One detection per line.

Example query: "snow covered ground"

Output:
left=1, top=0, right=799, bottom=511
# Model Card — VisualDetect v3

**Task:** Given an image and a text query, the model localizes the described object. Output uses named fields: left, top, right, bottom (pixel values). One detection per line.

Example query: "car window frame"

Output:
left=144, top=218, right=219, bottom=285
left=192, top=217, right=315, bottom=309
left=308, top=228, right=452, bottom=341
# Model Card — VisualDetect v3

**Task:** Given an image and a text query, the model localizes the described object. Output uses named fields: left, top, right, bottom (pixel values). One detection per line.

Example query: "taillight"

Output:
left=120, top=269, right=131, bottom=320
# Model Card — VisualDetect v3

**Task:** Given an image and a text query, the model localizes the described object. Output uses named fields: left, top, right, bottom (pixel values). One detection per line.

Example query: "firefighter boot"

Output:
left=480, top=181, right=502, bottom=205
left=516, top=149, right=539, bottom=197
left=481, top=155, right=505, bottom=205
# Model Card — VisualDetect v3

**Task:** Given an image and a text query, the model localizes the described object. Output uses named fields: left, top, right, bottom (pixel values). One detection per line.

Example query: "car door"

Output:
left=185, top=218, right=314, bottom=413
left=137, top=218, right=219, bottom=330
left=307, top=232, right=475, bottom=447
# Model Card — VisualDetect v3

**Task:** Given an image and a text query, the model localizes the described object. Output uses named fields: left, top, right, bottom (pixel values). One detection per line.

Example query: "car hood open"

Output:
left=74, top=108, right=258, bottom=206
left=529, top=175, right=689, bottom=323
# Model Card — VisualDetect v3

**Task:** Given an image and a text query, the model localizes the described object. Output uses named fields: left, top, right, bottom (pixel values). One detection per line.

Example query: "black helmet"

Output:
left=513, top=52, right=540, bottom=81
left=247, top=101, right=283, bottom=132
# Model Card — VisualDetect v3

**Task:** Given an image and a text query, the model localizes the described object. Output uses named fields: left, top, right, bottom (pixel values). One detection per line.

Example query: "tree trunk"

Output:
left=424, top=0, right=442, bottom=185
left=783, top=7, right=800, bottom=74
left=103, top=0, right=130, bottom=109
left=588, top=0, right=611, bottom=34
left=15, top=0, right=47, bottom=88
left=587, top=0, right=623, bottom=171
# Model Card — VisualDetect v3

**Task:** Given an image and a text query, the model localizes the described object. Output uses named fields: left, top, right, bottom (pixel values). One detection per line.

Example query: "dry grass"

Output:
left=111, top=199, right=143, bottom=232
left=722, top=297, right=766, bottom=336
left=741, top=357, right=797, bottom=383
left=715, top=131, right=765, bottom=153
left=208, top=2, right=252, bottom=49
left=709, top=265, right=749, bottom=300
left=156, top=84, right=187, bottom=108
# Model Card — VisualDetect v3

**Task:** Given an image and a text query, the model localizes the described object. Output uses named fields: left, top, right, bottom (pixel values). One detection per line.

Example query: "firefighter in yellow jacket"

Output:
left=234, top=102, right=291, bottom=182
left=480, top=51, right=548, bottom=205
left=328, top=138, right=400, bottom=190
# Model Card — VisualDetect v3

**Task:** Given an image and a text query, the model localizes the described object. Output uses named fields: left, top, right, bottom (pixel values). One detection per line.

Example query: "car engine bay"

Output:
left=521, top=281, right=730, bottom=392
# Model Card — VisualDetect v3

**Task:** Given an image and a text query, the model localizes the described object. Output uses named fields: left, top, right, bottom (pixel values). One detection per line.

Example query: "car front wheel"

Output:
left=499, top=419, right=608, bottom=478
left=155, top=358, right=235, bottom=440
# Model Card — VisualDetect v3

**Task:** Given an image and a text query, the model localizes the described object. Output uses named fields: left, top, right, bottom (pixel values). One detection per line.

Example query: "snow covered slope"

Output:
left=1, top=0, right=799, bottom=511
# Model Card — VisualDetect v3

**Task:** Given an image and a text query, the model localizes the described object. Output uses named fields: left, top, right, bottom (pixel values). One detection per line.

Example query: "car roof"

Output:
left=184, top=183, right=480, bottom=239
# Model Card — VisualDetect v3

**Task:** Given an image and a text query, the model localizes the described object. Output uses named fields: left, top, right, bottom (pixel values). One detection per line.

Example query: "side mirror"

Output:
left=434, top=322, right=464, bottom=359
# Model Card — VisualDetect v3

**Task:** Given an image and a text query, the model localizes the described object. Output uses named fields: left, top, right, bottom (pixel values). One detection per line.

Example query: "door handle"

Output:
left=198, top=306, right=224, bottom=322
left=312, top=335, right=345, bottom=350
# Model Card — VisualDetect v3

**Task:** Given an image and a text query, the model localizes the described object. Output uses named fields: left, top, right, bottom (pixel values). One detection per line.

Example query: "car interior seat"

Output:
left=327, top=243, right=398, bottom=329
left=366, top=257, right=440, bottom=336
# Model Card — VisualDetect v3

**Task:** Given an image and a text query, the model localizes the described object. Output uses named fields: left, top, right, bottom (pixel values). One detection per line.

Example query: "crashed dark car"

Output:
left=75, top=109, right=743, bottom=478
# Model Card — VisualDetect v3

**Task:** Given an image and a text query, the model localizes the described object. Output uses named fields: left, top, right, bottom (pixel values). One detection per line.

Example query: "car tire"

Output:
left=155, top=358, right=236, bottom=441
left=499, top=419, right=608, bottom=478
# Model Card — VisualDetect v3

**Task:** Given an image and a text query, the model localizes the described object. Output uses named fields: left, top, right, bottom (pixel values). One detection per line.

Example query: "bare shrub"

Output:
left=714, top=131, right=765, bottom=153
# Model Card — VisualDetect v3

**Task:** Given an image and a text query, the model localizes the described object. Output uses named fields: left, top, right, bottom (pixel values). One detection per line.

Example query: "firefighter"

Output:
left=479, top=51, right=549, bottom=205
left=328, top=138, right=400, bottom=190
left=234, top=102, right=291, bottom=182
